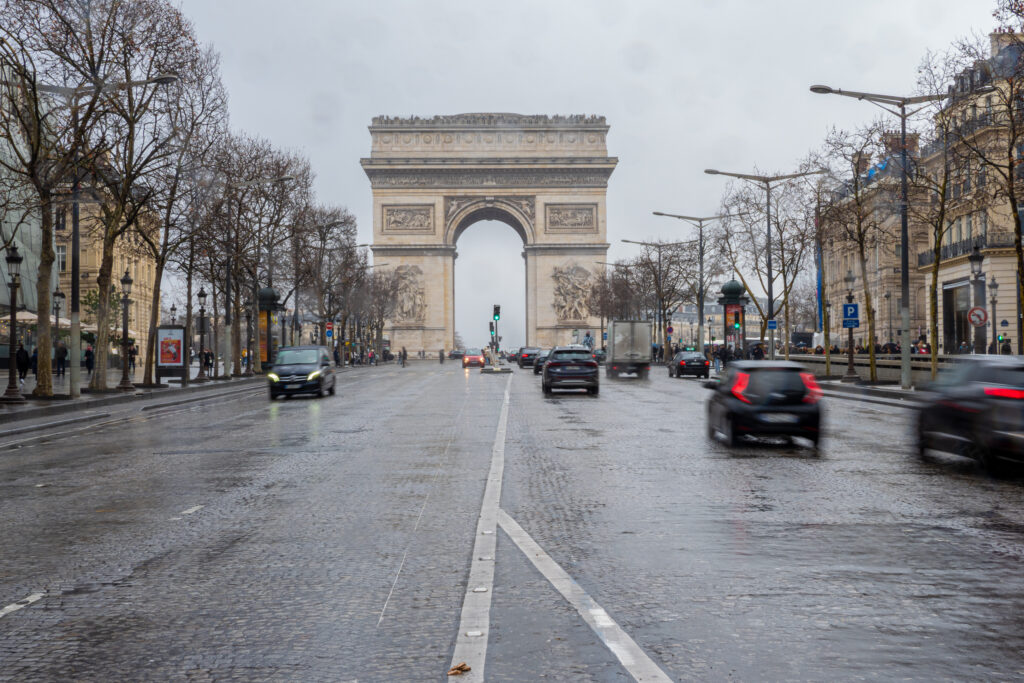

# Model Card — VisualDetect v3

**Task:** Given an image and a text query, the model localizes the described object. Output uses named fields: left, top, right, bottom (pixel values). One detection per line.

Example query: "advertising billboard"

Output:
left=156, top=327, right=185, bottom=367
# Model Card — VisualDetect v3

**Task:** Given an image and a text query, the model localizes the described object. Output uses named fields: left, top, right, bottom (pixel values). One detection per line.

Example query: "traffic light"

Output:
left=493, top=305, right=500, bottom=321
left=489, top=321, right=495, bottom=336
left=998, top=333, right=1005, bottom=342
left=733, top=312, right=741, bottom=330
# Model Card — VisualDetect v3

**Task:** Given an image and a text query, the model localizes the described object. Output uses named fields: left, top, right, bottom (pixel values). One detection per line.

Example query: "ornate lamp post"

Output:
left=989, top=275, right=999, bottom=354
left=843, top=270, right=859, bottom=383
left=243, top=299, right=254, bottom=377
left=195, top=287, right=208, bottom=382
left=169, top=303, right=177, bottom=326
left=117, top=270, right=134, bottom=392
left=968, top=244, right=985, bottom=354
left=883, top=292, right=892, bottom=347
left=2, top=246, right=25, bottom=403
left=52, top=285, right=65, bottom=342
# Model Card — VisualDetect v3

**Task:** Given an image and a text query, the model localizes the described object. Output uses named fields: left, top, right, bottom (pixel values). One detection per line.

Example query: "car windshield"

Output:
left=275, top=349, right=318, bottom=365
left=550, top=349, right=593, bottom=361
left=466, top=348, right=482, bottom=355
left=680, top=353, right=704, bottom=360
left=522, top=348, right=540, bottom=354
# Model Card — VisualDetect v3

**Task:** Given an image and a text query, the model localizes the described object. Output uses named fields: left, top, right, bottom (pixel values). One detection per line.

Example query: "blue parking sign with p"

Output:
left=843, top=303, right=858, bottom=320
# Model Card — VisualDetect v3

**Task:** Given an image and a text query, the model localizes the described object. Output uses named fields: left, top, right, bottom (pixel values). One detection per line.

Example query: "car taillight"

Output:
left=522, top=353, right=528, bottom=358
left=800, top=372, right=823, bottom=404
left=584, top=360, right=598, bottom=368
left=679, top=361, right=686, bottom=366
left=704, top=361, right=710, bottom=366
left=732, top=372, right=751, bottom=403
left=984, top=387, right=1024, bottom=399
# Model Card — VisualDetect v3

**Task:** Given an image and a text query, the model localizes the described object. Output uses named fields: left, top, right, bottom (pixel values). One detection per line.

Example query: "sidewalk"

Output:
left=0, top=364, right=263, bottom=427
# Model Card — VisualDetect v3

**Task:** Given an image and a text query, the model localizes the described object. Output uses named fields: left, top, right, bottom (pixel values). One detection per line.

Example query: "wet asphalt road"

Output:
left=1, top=362, right=1024, bottom=681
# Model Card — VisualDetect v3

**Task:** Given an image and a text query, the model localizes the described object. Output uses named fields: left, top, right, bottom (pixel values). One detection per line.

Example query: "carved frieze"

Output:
left=551, top=263, right=593, bottom=322
left=371, top=113, right=607, bottom=127
left=366, top=169, right=612, bottom=189
left=545, top=204, right=598, bottom=233
left=394, top=265, right=427, bottom=323
left=382, top=205, right=434, bottom=233
left=444, top=196, right=535, bottom=223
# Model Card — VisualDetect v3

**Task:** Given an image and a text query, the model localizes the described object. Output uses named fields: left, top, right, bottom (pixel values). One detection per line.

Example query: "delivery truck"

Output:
left=606, top=320, right=653, bottom=378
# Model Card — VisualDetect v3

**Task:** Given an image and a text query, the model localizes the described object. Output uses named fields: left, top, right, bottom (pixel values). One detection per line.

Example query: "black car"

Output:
left=268, top=345, right=337, bottom=399
left=448, top=349, right=465, bottom=360
left=705, top=361, right=822, bottom=448
left=533, top=349, right=551, bottom=375
left=915, top=356, right=1024, bottom=474
left=669, top=351, right=710, bottom=379
left=542, top=345, right=599, bottom=395
left=593, top=348, right=607, bottom=365
left=517, top=346, right=541, bottom=368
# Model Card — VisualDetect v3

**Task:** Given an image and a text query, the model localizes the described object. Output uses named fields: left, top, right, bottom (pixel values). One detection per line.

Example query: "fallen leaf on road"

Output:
left=447, top=662, right=471, bottom=676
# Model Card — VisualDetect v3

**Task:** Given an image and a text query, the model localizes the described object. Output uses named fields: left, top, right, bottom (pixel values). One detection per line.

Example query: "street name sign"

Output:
left=842, top=319, right=859, bottom=328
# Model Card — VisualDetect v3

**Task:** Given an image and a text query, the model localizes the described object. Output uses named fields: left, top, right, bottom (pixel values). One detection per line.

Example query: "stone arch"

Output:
left=362, top=113, right=617, bottom=351
left=445, top=197, right=536, bottom=246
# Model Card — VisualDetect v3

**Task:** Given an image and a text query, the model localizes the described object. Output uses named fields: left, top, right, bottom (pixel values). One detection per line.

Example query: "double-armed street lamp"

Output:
left=704, top=168, right=826, bottom=360
left=195, top=287, right=209, bottom=383
left=843, top=269, right=858, bottom=383
left=2, top=246, right=25, bottom=403
left=34, top=73, right=179, bottom=399
left=810, top=84, right=947, bottom=387
left=653, top=211, right=739, bottom=359
left=117, top=269, right=134, bottom=392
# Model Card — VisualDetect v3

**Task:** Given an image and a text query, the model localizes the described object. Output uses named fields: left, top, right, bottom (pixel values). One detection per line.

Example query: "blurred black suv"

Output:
left=705, top=361, right=822, bottom=448
left=517, top=347, right=541, bottom=368
left=669, top=351, right=710, bottom=379
left=542, top=346, right=599, bottom=395
left=916, top=356, right=1024, bottom=474
left=268, top=345, right=336, bottom=399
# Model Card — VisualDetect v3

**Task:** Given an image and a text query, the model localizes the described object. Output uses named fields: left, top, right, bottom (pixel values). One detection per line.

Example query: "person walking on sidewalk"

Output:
left=128, top=344, right=137, bottom=373
left=30, top=347, right=38, bottom=376
left=84, top=345, right=94, bottom=376
left=54, top=341, right=67, bottom=377
left=15, top=344, right=29, bottom=384
left=400, top=346, right=407, bottom=368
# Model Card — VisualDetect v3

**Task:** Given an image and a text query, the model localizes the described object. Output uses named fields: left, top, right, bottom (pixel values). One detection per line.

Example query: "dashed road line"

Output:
left=449, top=373, right=512, bottom=680
left=497, top=509, right=673, bottom=682
left=0, top=592, right=44, bottom=619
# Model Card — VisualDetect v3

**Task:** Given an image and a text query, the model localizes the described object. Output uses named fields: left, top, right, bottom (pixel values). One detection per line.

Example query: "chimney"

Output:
left=990, top=30, right=1024, bottom=57
left=853, top=152, right=871, bottom=175
left=883, top=130, right=919, bottom=156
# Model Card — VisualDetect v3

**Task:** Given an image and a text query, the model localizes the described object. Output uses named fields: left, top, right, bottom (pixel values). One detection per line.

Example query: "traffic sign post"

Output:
left=967, top=306, right=988, bottom=328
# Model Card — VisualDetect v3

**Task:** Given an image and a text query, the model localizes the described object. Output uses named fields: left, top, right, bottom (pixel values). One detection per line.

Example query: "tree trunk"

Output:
left=231, top=284, right=241, bottom=376
left=31, top=193, right=55, bottom=397
left=857, top=247, right=878, bottom=382
left=929, top=255, right=941, bottom=379
left=89, top=237, right=117, bottom=391
left=142, top=258, right=166, bottom=386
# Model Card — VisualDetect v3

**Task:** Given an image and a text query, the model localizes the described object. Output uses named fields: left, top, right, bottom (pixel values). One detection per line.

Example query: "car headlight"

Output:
left=267, top=373, right=280, bottom=382
left=307, top=370, right=322, bottom=381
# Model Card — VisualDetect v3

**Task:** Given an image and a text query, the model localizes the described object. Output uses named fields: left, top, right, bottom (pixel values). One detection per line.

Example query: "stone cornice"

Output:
left=361, top=156, right=618, bottom=167
left=370, top=113, right=608, bottom=130
left=363, top=166, right=616, bottom=189
left=523, top=243, right=610, bottom=253
left=369, top=245, right=458, bottom=256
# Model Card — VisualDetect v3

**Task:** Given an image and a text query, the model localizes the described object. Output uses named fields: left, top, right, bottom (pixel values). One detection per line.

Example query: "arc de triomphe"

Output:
left=361, top=113, right=617, bottom=352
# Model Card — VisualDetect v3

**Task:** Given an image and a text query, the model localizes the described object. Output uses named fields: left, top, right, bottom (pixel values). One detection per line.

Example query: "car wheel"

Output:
left=724, top=415, right=739, bottom=447
left=269, top=390, right=276, bottom=400
left=542, top=381, right=552, bottom=395
left=328, top=380, right=336, bottom=396
left=640, top=369, right=649, bottom=380
left=914, top=415, right=928, bottom=459
left=589, top=386, right=599, bottom=396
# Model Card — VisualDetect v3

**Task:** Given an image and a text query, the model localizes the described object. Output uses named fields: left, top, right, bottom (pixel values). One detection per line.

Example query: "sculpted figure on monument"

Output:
left=395, top=265, right=427, bottom=322
left=551, top=264, right=592, bottom=321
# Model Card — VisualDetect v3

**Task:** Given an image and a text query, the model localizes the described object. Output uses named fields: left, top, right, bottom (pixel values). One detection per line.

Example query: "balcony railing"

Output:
left=917, top=230, right=1016, bottom=266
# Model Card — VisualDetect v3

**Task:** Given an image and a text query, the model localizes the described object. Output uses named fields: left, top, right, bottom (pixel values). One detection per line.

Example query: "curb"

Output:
left=820, top=382, right=921, bottom=403
left=1, top=412, right=113, bottom=438
left=0, top=377, right=264, bottom=426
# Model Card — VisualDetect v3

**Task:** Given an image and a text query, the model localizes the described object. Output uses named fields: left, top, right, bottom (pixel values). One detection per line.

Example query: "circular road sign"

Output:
left=667, top=326, right=674, bottom=334
left=968, top=306, right=988, bottom=328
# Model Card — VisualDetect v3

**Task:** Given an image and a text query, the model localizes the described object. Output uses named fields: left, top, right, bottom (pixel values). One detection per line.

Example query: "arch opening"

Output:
left=454, top=218, right=527, bottom=352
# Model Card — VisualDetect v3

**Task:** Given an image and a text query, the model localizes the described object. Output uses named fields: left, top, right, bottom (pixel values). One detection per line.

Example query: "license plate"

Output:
left=762, top=413, right=797, bottom=423
left=286, top=384, right=301, bottom=389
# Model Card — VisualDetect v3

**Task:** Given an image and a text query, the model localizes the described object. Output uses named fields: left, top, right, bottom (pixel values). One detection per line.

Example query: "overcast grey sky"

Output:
left=178, top=0, right=995, bottom=350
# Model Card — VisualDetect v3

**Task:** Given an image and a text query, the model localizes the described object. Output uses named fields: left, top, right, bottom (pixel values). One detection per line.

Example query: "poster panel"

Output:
left=157, top=327, right=185, bottom=367
left=260, top=310, right=270, bottom=363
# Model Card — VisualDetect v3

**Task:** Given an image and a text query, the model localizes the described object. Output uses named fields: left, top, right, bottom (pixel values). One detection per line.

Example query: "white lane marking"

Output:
left=497, top=509, right=673, bottom=682
left=0, top=592, right=44, bottom=618
left=449, top=373, right=512, bottom=680
left=179, top=505, right=204, bottom=515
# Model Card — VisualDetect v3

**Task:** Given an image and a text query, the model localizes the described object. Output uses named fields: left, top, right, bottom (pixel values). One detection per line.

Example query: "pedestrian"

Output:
left=958, top=340, right=970, bottom=354
left=55, top=341, right=67, bottom=377
left=15, top=343, right=29, bottom=384
left=1002, top=340, right=1012, bottom=354
left=439, top=349, right=444, bottom=363
left=129, top=344, right=138, bottom=372
left=333, top=347, right=341, bottom=366
left=31, top=347, right=38, bottom=376
left=713, top=346, right=722, bottom=373
left=400, top=346, right=407, bottom=367
left=368, top=348, right=375, bottom=366
left=84, top=345, right=94, bottom=376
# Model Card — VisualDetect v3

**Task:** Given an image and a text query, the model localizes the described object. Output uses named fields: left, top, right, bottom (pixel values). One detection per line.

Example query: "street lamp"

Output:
left=989, top=275, right=999, bottom=354
left=653, top=211, right=738, bottom=361
left=810, top=84, right=946, bottom=387
left=704, top=168, right=826, bottom=360
left=195, top=287, right=209, bottom=382
left=884, top=292, right=892, bottom=347
left=243, top=299, right=254, bottom=377
left=33, top=73, right=180, bottom=399
left=169, top=303, right=177, bottom=326
left=117, top=270, right=134, bottom=392
left=843, top=269, right=858, bottom=383
left=52, top=285, right=65, bottom=343
left=968, top=244, right=985, bottom=354
left=2, top=246, right=25, bottom=403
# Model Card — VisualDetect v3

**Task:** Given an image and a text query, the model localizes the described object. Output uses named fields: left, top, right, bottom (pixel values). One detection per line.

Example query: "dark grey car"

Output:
left=542, top=346, right=599, bottom=395
left=268, top=345, right=337, bottom=399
